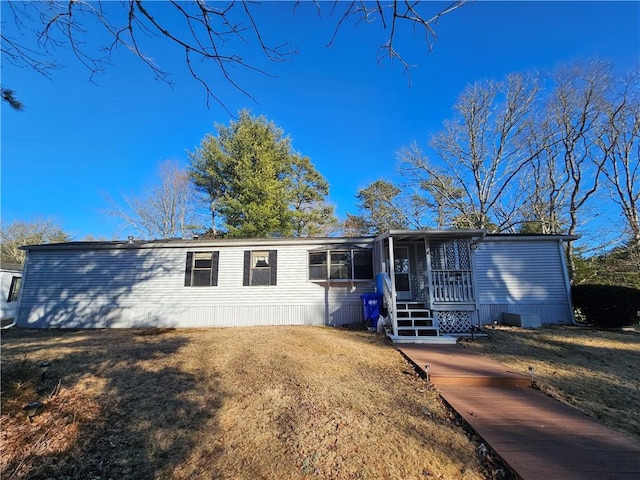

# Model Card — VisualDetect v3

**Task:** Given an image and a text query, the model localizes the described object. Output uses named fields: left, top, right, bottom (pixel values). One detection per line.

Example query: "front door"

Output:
left=394, top=246, right=411, bottom=300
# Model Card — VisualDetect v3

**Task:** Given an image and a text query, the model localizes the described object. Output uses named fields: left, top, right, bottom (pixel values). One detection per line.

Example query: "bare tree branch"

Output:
left=596, top=71, right=640, bottom=246
left=326, top=1, right=466, bottom=85
left=2, top=1, right=466, bottom=110
left=106, top=160, right=204, bottom=239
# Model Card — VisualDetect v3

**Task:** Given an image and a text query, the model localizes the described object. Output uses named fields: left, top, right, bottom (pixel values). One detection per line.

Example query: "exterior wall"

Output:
left=16, top=240, right=375, bottom=329
left=474, top=238, right=573, bottom=325
left=1, top=268, right=22, bottom=319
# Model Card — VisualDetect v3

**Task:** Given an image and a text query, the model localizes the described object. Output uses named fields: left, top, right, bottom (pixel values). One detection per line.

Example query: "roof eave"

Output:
left=483, top=234, right=579, bottom=242
left=20, top=236, right=377, bottom=251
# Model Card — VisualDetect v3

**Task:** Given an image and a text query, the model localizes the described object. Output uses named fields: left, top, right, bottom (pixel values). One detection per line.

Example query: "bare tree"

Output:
left=1, top=218, right=70, bottom=264
left=398, top=143, right=466, bottom=228
left=1, top=1, right=466, bottom=111
left=107, top=160, right=202, bottom=239
left=521, top=110, right=569, bottom=234
left=596, top=71, right=640, bottom=248
left=401, top=73, right=540, bottom=232
left=540, top=62, right=611, bottom=280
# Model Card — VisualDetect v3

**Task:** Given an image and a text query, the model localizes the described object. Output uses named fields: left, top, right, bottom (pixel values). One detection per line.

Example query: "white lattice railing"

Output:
left=432, top=270, right=474, bottom=303
left=436, top=311, right=476, bottom=334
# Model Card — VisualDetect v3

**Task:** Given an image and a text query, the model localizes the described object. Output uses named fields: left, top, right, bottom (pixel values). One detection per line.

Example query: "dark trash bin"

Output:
left=361, top=293, right=383, bottom=327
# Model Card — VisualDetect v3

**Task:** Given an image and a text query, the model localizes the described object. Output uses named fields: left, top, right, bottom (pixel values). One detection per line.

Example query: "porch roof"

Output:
left=375, top=229, right=487, bottom=243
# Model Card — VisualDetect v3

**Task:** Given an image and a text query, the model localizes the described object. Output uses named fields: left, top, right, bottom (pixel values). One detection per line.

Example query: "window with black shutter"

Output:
left=184, top=251, right=219, bottom=287
left=243, top=250, right=277, bottom=286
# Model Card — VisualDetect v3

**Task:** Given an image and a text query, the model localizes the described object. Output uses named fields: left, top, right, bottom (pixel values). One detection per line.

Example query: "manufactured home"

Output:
left=15, top=230, right=576, bottom=343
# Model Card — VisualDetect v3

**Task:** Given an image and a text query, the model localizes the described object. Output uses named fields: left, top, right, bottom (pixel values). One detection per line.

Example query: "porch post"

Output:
left=469, top=238, right=481, bottom=327
left=388, top=235, right=397, bottom=337
left=424, top=236, right=434, bottom=308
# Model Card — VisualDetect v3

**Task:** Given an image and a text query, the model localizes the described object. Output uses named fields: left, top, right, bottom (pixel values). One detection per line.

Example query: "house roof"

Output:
left=19, top=236, right=376, bottom=252
left=19, top=230, right=579, bottom=252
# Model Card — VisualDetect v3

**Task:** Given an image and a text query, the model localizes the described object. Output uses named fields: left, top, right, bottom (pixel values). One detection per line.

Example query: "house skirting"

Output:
left=17, top=304, right=364, bottom=329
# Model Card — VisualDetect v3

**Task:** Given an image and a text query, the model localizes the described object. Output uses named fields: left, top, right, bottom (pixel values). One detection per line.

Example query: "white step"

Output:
left=388, top=334, right=457, bottom=345
left=397, top=326, right=439, bottom=336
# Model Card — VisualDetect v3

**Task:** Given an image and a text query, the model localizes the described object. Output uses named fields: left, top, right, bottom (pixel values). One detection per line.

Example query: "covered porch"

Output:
left=374, top=230, right=485, bottom=343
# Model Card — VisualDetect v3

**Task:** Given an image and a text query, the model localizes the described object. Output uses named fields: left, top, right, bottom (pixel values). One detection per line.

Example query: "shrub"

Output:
left=572, top=284, right=640, bottom=328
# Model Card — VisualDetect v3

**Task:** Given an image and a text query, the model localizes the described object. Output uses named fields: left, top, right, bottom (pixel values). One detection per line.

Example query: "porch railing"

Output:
left=432, top=270, right=474, bottom=303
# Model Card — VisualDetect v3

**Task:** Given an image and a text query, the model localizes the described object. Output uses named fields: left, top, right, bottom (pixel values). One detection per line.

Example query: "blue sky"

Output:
left=2, top=1, right=639, bottom=241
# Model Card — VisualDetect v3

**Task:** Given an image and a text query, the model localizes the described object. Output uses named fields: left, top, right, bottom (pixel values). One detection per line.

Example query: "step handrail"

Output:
left=377, top=272, right=396, bottom=336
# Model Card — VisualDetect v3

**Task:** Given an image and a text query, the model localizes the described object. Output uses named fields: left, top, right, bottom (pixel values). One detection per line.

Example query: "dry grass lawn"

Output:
left=463, top=325, right=640, bottom=442
left=1, top=327, right=499, bottom=480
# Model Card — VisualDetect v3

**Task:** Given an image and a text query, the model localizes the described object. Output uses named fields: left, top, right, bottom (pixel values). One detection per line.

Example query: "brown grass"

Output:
left=462, top=325, right=640, bottom=442
left=1, top=327, right=498, bottom=480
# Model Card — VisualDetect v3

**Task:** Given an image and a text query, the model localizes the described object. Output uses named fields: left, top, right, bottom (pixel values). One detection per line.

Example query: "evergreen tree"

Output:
left=190, top=111, right=335, bottom=237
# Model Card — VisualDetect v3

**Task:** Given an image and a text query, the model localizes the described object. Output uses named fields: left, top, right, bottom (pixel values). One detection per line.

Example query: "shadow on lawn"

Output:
left=1, top=329, right=223, bottom=480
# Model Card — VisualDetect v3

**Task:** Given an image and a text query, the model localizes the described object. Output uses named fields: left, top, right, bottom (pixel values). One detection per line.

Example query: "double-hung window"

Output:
left=243, top=250, right=277, bottom=286
left=184, top=251, right=219, bottom=287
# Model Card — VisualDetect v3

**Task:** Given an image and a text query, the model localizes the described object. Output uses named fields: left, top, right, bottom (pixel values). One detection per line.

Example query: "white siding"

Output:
left=17, top=242, right=375, bottom=329
left=474, top=238, right=572, bottom=325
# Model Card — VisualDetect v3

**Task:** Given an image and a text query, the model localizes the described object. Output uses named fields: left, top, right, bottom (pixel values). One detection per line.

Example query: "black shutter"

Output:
left=184, top=252, right=193, bottom=286
left=243, top=250, right=251, bottom=286
left=211, top=251, right=219, bottom=286
left=269, top=250, right=277, bottom=286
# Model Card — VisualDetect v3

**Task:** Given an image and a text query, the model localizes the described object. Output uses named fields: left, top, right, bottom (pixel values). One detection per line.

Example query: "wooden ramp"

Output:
left=399, top=344, right=530, bottom=387
left=398, top=345, right=640, bottom=480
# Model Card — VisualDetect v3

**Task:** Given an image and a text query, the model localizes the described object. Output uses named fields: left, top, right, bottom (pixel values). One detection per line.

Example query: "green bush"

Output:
left=572, top=284, right=640, bottom=328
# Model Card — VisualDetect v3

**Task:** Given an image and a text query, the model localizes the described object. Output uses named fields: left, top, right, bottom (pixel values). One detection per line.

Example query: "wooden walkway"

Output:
left=398, top=344, right=640, bottom=480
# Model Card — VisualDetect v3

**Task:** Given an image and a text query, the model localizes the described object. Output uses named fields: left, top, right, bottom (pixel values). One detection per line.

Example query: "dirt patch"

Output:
left=461, top=325, right=640, bottom=442
left=1, top=327, right=503, bottom=479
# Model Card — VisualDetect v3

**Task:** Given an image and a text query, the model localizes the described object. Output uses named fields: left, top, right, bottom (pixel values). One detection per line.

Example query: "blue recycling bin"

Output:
left=361, top=293, right=383, bottom=327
